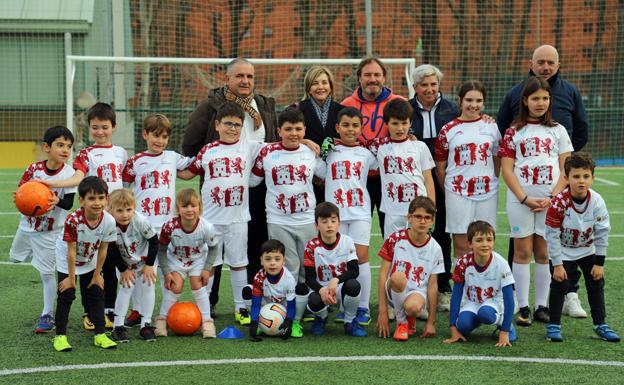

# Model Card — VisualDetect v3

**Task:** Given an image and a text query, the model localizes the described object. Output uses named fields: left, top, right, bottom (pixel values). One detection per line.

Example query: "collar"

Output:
left=527, top=69, right=560, bottom=86
left=414, top=92, right=442, bottom=111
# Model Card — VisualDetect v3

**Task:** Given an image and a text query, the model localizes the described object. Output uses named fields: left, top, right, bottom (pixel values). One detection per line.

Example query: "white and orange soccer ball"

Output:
left=258, top=303, right=287, bottom=336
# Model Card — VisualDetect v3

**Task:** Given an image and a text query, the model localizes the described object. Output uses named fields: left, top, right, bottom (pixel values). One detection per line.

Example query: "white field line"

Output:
left=594, top=177, right=620, bottom=186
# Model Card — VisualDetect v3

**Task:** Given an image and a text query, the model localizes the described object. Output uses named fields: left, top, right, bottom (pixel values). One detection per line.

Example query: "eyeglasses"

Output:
left=409, top=214, right=433, bottom=222
left=219, top=121, right=243, bottom=130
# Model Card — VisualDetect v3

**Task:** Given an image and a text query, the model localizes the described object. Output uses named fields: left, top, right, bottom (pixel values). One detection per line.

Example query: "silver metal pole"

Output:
left=64, top=33, right=73, bottom=139
left=365, top=0, right=373, bottom=56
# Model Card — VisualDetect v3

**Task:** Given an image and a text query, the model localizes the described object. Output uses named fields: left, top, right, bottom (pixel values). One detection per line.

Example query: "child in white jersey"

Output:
left=154, top=188, right=219, bottom=338
left=10, top=126, right=76, bottom=333
left=545, top=152, right=619, bottom=342
left=499, top=76, right=573, bottom=327
left=377, top=197, right=444, bottom=341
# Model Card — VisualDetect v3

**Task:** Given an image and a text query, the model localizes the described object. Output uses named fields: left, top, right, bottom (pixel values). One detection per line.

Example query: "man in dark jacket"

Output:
left=497, top=45, right=589, bottom=319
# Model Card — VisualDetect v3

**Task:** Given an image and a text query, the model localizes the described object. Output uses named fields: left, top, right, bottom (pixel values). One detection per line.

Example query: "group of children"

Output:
left=11, top=75, right=620, bottom=352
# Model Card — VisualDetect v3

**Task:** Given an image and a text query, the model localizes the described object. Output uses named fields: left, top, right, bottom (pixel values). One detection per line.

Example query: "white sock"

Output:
left=295, top=294, right=308, bottom=321
left=139, top=278, right=155, bottom=327
left=513, top=262, right=531, bottom=308
left=231, top=268, right=247, bottom=311
left=114, top=285, right=133, bottom=327
left=390, top=288, right=408, bottom=323
left=205, top=275, right=215, bottom=301
left=131, top=281, right=142, bottom=313
left=312, top=306, right=329, bottom=319
left=343, top=294, right=360, bottom=323
left=357, top=262, right=371, bottom=310
left=159, top=289, right=180, bottom=317
left=193, top=288, right=212, bottom=320
left=40, top=272, right=56, bottom=316
left=534, top=262, right=551, bottom=308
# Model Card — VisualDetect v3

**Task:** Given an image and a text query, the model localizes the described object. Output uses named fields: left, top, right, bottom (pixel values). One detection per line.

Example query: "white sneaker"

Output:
left=417, top=307, right=429, bottom=321
left=563, top=292, right=587, bottom=318
left=154, top=315, right=168, bottom=337
left=437, top=292, right=451, bottom=312
left=202, top=319, right=216, bottom=338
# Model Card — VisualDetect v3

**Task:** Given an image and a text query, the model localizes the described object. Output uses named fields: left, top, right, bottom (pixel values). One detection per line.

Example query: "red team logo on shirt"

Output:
left=467, top=285, right=496, bottom=303
left=317, top=262, right=346, bottom=281
left=140, top=197, right=172, bottom=216
left=210, top=185, right=244, bottom=207
left=276, top=192, right=309, bottom=214
left=478, top=142, right=491, bottom=165
left=208, top=157, right=244, bottom=179
left=519, top=136, right=552, bottom=158
left=271, top=165, right=309, bottom=185
left=27, top=216, right=55, bottom=232
left=519, top=164, right=553, bottom=185
left=76, top=240, right=100, bottom=266
left=383, top=156, right=416, bottom=175
left=561, top=227, right=593, bottom=247
left=453, top=143, right=477, bottom=166
left=331, top=160, right=363, bottom=180
left=387, top=182, right=418, bottom=202
left=392, top=260, right=425, bottom=286
left=140, top=170, right=171, bottom=190
left=333, top=188, right=364, bottom=208
left=97, top=163, right=122, bottom=182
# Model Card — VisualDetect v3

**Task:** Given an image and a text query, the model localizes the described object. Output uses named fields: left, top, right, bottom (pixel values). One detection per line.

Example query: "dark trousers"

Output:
left=549, top=255, right=606, bottom=325
left=432, top=174, right=452, bottom=293
left=367, top=175, right=385, bottom=238
left=55, top=270, right=106, bottom=335
left=103, top=245, right=119, bottom=310
left=246, top=181, right=269, bottom=284
left=210, top=265, right=222, bottom=309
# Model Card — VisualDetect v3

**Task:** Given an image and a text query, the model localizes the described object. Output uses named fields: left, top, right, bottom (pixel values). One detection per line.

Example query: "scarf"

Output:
left=224, top=86, right=262, bottom=129
left=312, top=96, right=332, bottom=128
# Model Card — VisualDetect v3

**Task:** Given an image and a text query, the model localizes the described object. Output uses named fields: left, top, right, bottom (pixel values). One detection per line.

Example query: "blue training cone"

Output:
left=217, top=325, right=244, bottom=339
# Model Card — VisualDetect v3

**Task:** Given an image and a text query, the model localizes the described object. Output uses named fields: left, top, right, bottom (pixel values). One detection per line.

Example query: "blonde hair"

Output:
left=143, top=113, right=171, bottom=136
left=175, top=188, right=202, bottom=214
left=108, top=188, right=135, bottom=210
left=303, top=66, right=335, bottom=100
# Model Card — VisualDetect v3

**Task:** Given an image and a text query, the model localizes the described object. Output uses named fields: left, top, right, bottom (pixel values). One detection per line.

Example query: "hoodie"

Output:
left=341, top=87, right=405, bottom=143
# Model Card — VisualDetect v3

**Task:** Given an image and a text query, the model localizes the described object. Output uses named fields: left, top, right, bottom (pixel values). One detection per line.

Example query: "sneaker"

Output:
left=516, top=306, right=532, bottom=327
left=94, top=333, right=117, bottom=349
left=594, top=324, right=621, bottom=342
left=417, top=307, right=429, bottom=321
left=140, top=324, right=157, bottom=342
left=344, top=321, right=367, bottom=337
left=52, top=335, right=72, bottom=352
left=124, top=310, right=141, bottom=328
left=82, top=314, right=95, bottom=331
left=234, top=308, right=251, bottom=326
left=291, top=321, right=303, bottom=338
left=508, top=323, right=517, bottom=342
left=202, top=320, right=216, bottom=338
left=546, top=324, right=563, bottom=342
left=334, top=312, right=345, bottom=323
left=355, top=307, right=371, bottom=326
left=302, top=309, right=315, bottom=322
left=111, top=326, right=129, bottom=343
left=437, top=292, right=451, bottom=312
left=393, top=323, right=409, bottom=341
left=35, top=313, right=55, bottom=333
left=563, top=293, right=588, bottom=318
left=105, top=311, right=114, bottom=330
left=387, top=306, right=396, bottom=321
left=154, top=315, right=168, bottom=337
left=311, top=316, right=327, bottom=336
left=533, top=306, right=550, bottom=323
left=407, top=316, right=416, bottom=336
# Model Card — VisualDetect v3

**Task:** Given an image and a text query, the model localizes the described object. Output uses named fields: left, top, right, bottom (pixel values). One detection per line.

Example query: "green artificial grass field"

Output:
left=0, top=168, right=623, bottom=384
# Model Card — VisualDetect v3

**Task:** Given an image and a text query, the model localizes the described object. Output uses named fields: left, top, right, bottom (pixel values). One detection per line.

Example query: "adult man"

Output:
left=497, top=45, right=589, bottom=319
left=342, top=57, right=404, bottom=235
left=182, top=58, right=278, bottom=324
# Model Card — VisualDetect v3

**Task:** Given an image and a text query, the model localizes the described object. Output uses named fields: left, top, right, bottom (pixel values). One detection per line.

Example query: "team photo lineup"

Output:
left=11, top=45, right=621, bottom=355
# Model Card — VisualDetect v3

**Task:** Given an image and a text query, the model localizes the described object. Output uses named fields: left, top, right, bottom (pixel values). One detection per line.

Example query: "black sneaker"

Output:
left=124, top=310, right=141, bottom=328
left=111, top=326, right=129, bottom=343
left=533, top=306, right=550, bottom=323
left=140, top=324, right=157, bottom=342
left=516, top=306, right=532, bottom=327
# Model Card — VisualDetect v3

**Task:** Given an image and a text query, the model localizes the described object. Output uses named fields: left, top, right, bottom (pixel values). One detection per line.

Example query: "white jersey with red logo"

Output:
left=545, top=188, right=610, bottom=264
left=252, top=268, right=297, bottom=306
left=452, top=251, right=514, bottom=305
left=17, top=161, right=76, bottom=233
left=499, top=123, right=573, bottom=195
left=56, top=208, right=117, bottom=275
left=379, top=230, right=444, bottom=292
left=115, top=212, right=157, bottom=269
left=251, top=143, right=326, bottom=225
left=370, top=138, right=435, bottom=215
left=73, top=145, right=128, bottom=192
left=187, top=139, right=261, bottom=225
left=324, top=143, right=378, bottom=221
left=303, top=233, right=358, bottom=286
left=122, top=150, right=192, bottom=230
left=435, top=118, right=501, bottom=201
left=159, top=216, right=218, bottom=267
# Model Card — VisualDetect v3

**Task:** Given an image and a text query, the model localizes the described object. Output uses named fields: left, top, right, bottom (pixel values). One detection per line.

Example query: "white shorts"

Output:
left=506, top=190, right=547, bottom=238
left=384, top=214, right=407, bottom=239
left=168, top=257, right=205, bottom=278
left=459, top=299, right=503, bottom=326
left=9, top=229, right=59, bottom=274
left=445, top=193, right=498, bottom=234
left=339, top=220, right=372, bottom=246
left=212, top=222, right=248, bottom=268
left=384, top=279, right=427, bottom=309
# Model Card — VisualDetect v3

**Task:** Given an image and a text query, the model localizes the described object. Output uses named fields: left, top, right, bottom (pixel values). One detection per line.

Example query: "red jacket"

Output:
left=341, top=87, right=405, bottom=142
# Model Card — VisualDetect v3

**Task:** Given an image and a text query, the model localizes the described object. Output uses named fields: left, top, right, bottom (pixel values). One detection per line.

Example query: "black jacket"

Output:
left=409, top=95, right=460, bottom=156
left=294, top=99, right=344, bottom=146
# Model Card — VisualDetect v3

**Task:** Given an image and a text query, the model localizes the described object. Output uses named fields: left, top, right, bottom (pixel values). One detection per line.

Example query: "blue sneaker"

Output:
left=594, top=324, right=621, bottom=342
left=35, top=313, right=55, bottom=334
left=355, top=307, right=371, bottom=325
left=311, top=316, right=327, bottom=336
left=546, top=324, right=563, bottom=342
left=344, top=321, right=367, bottom=337
left=334, top=312, right=345, bottom=323
left=508, top=323, right=517, bottom=342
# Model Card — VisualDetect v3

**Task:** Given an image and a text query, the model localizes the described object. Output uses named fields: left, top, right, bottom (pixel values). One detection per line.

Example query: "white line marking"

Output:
left=594, top=177, right=620, bottom=186
left=1, top=354, right=623, bottom=376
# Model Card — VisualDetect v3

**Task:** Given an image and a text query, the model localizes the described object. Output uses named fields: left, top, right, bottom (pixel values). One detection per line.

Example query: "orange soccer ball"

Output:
left=15, top=181, right=54, bottom=217
left=167, top=302, right=202, bottom=336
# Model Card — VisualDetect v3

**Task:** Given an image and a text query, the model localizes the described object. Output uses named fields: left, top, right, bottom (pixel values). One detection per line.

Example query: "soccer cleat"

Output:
left=302, top=309, right=315, bottom=322
left=154, top=315, right=168, bottom=337
left=393, top=323, right=409, bottom=341
left=82, top=314, right=95, bottom=331
left=94, top=333, right=117, bottom=349
left=311, top=316, right=327, bottom=336
left=407, top=316, right=416, bottom=336
left=291, top=321, right=303, bottom=338
left=235, top=308, right=251, bottom=326
left=334, top=312, right=345, bottom=323
left=516, top=306, right=532, bottom=327
left=124, top=310, right=141, bottom=328
left=563, top=292, right=588, bottom=318
left=594, top=324, right=621, bottom=342
left=202, top=320, right=216, bottom=338
left=533, top=306, right=550, bottom=323
left=140, top=324, right=157, bottom=342
left=111, top=326, right=129, bottom=343
left=437, top=292, right=451, bottom=312
left=387, top=306, right=396, bottom=322
left=355, top=307, right=371, bottom=326
left=417, top=307, right=429, bottom=321
left=546, top=324, right=563, bottom=342
left=52, top=335, right=72, bottom=352
left=344, top=320, right=367, bottom=337
left=35, top=313, right=55, bottom=333
left=105, top=311, right=114, bottom=330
